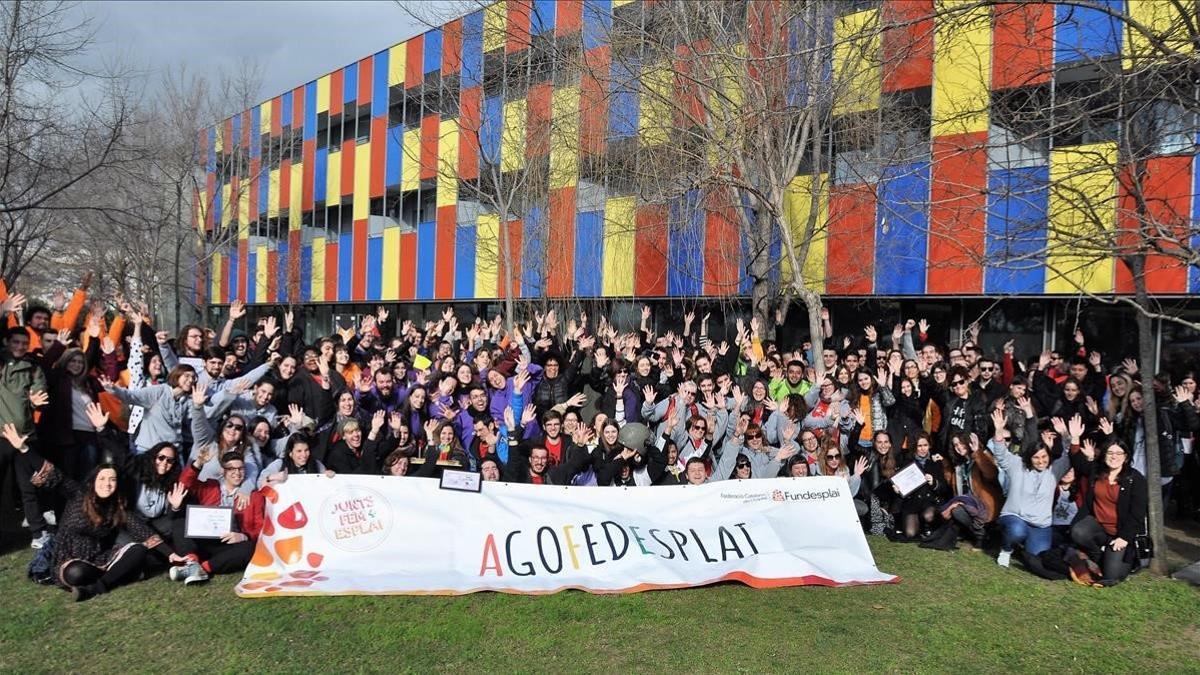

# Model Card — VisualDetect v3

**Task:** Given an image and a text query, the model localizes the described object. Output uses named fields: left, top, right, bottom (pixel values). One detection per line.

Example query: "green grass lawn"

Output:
left=1, top=539, right=1197, bottom=673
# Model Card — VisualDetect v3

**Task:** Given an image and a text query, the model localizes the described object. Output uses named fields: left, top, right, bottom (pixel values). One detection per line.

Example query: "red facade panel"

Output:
left=881, top=0, right=933, bottom=93
left=1116, top=155, right=1192, bottom=294
left=827, top=184, right=876, bottom=295
left=435, top=205, right=457, bottom=299
left=928, top=132, right=987, bottom=294
left=547, top=186, right=576, bottom=297
left=992, top=2, right=1053, bottom=89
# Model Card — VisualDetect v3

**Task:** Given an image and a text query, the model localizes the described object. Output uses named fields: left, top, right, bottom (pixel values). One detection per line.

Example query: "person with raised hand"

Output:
left=169, top=443, right=267, bottom=586
left=3, top=419, right=182, bottom=602
left=1069, top=436, right=1148, bottom=585
left=989, top=408, right=1072, bottom=569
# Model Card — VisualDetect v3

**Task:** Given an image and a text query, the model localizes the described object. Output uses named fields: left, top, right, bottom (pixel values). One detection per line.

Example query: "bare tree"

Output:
left=0, top=0, right=136, bottom=289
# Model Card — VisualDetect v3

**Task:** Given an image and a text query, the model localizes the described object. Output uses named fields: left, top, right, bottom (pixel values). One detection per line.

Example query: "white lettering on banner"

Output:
left=237, top=476, right=898, bottom=597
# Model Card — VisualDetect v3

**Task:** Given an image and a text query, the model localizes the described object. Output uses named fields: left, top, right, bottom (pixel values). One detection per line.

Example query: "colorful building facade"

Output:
left=196, top=0, right=1199, bottom=311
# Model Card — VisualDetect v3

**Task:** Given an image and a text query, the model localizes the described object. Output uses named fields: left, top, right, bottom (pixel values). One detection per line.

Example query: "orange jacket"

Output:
left=0, top=280, right=87, bottom=351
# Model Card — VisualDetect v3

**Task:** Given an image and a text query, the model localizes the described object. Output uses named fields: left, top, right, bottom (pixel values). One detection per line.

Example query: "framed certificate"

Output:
left=185, top=505, right=234, bottom=539
left=891, top=463, right=927, bottom=497
left=439, top=469, right=482, bottom=493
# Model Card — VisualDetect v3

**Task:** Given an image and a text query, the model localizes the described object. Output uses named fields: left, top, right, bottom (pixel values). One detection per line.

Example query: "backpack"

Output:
left=28, top=534, right=56, bottom=585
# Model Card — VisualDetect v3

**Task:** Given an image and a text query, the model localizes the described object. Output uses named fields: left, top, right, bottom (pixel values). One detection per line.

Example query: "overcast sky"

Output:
left=77, top=1, right=457, bottom=106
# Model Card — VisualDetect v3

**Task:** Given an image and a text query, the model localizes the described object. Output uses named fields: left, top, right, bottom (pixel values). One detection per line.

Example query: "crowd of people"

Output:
left=0, top=277, right=1196, bottom=601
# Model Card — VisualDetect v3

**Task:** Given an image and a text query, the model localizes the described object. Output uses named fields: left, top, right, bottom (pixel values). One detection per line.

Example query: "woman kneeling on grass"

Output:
left=988, top=408, right=1072, bottom=569
left=1070, top=437, right=1148, bottom=586
left=1, top=424, right=179, bottom=602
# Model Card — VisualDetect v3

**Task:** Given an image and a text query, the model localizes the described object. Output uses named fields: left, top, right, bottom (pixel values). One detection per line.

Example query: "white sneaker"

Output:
left=183, top=566, right=210, bottom=586
left=30, top=531, right=51, bottom=550
left=42, top=510, right=56, bottom=527
left=997, top=549, right=1012, bottom=568
left=169, top=561, right=199, bottom=582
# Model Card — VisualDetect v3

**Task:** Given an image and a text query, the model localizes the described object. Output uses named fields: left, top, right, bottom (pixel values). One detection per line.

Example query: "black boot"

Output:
left=71, top=583, right=102, bottom=602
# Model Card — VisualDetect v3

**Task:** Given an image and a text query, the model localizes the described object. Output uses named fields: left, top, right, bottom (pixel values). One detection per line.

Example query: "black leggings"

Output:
left=0, top=440, right=50, bottom=534
left=1070, top=516, right=1135, bottom=583
left=60, top=544, right=149, bottom=594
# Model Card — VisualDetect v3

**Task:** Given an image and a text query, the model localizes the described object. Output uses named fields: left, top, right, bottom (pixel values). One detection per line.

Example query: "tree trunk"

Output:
left=796, top=287, right=825, bottom=380
left=1131, top=256, right=1169, bottom=575
left=750, top=205, right=775, bottom=340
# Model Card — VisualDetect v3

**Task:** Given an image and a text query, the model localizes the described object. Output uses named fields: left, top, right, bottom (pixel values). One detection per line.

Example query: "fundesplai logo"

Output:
left=769, top=487, right=842, bottom=502
left=320, top=485, right=392, bottom=552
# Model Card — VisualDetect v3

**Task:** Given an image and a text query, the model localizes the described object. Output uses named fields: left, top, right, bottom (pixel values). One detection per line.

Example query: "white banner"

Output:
left=236, top=476, right=897, bottom=597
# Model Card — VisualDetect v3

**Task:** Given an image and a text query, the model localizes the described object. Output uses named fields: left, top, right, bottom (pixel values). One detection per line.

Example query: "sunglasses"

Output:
left=736, top=462, right=751, bottom=468
left=827, top=453, right=841, bottom=459
left=155, top=455, right=175, bottom=463
left=980, top=366, right=996, bottom=372
left=952, top=380, right=967, bottom=386
left=745, top=433, right=763, bottom=440
left=225, top=422, right=245, bottom=431
left=692, top=426, right=707, bottom=432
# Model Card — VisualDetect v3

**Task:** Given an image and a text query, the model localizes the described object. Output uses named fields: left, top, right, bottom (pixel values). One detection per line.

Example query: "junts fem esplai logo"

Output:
left=320, top=486, right=393, bottom=552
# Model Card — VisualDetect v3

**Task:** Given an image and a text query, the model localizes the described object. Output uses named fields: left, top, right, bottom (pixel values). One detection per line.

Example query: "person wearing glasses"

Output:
left=1069, top=438, right=1148, bottom=585
left=937, top=366, right=987, bottom=454
left=169, top=444, right=266, bottom=586
left=972, top=357, right=1005, bottom=408
left=721, top=417, right=799, bottom=479
left=188, top=380, right=260, bottom=495
left=814, top=437, right=869, bottom=518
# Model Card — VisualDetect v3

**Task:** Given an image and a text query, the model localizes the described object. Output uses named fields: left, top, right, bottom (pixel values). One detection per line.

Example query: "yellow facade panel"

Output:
left=402, top=128, right=421, bottom=191
left=602, top=197, right=635, bottom=297
left=311, top=237, right=326, bottom=302
left=438, top=119, right=459, bottom=206
left=353, top=141, right=371, bottom=221
left=833, top=9, right=881, bottom=115
left=932, top=1, right=991, bottom=137
left=475, top=213, right=499, bottom=298
left=501, top=99, right=527, bottom=173
left=781, top=173, right=829, bottom=293
left=1046, top=143, right=1117, bottom=294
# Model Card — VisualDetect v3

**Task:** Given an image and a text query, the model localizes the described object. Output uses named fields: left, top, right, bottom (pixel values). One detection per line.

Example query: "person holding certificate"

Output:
left=892, top=432, right=947, bottom=541
left=167, top=443, right=265, bottom=586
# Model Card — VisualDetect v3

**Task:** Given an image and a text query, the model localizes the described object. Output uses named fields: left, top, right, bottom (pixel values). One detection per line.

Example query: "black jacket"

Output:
left=1072, top=453, right=1148, bottom=548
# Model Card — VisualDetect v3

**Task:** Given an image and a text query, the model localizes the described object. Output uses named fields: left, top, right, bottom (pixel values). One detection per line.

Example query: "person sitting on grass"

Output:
left=1, top=423, right=182, bottom=602
left=168, top=445, right=265, bottom=586
left=989, top=408, right=1073, bottom=569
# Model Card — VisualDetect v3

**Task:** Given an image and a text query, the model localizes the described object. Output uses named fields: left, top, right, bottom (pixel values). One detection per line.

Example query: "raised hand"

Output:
left=85, top=402, right=109, bottom=431
left=1051, top=416, right=1067, bottom=437
left=1003, top=339, right=1015, bottom=355
left=1098, top=416, right=1114, bottom=437
left=991, top=407, right=1006, bottom=438
left=1085, top=396, right=1099, bottom=417
left=566, top=392, right=587, bottom=409
left=229, top=299, right=247, bottom=321
left=100, top=336, right=115, bottom=355
left=853, top=456, right=868, bottom=477
left=191, top=385, right=206, bottom=407
left=0, top=292, right=27, bottom=316
left=642, top=385, right=657, bottom=406
left=263, top=315, right=280, bottom=339
left=423, top=418, right=440, bottom=440
left=1122, top=358, right=1138, bottom=375
left=1080, top=438, right=1097, bottom=462
left=0, top=423, right=29, bottom=452
left=371, top=410, right=386, bottom=434
left=521, top=404, right=537, bottom=427
left=167, top=483, right=189, bottom=511
left=918, top=319, right=929, bottom=334
left=28, top=390, right=48, bottom=407
left=1067, top=414, right=1084, bottom=442
left=1017, top=395, right=1035, bottom=418
left=1174, top=385, right=1192, bottom=404
left=57, top=328, right=73, bottom=346
left=863, top=325, right=877, bottom=343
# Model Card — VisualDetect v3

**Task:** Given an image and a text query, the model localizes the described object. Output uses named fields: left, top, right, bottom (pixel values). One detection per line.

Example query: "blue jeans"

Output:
left=999, top=514, right=1052, bottom=555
